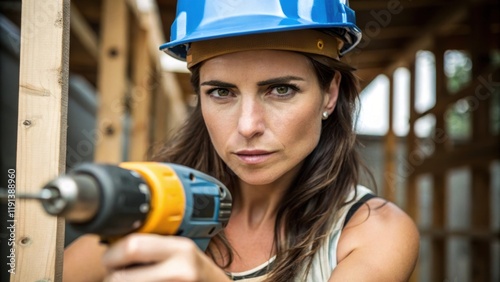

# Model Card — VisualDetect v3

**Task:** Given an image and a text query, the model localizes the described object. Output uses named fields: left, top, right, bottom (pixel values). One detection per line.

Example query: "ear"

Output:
left=322, top=71, right=341, bottom=114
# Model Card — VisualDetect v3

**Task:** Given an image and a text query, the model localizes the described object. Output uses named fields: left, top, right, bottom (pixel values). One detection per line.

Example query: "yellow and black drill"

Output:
left=10, top=162, right=232, bottom=250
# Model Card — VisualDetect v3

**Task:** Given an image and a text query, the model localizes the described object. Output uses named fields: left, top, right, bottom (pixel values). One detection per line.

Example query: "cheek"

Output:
left=276, top=104, right=323, bottom=148
left=201, top=103, right=230, bottom=152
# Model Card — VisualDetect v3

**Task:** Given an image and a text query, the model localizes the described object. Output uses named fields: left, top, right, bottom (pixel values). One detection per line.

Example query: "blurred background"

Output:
left=0, top=0, right=499, bottom=281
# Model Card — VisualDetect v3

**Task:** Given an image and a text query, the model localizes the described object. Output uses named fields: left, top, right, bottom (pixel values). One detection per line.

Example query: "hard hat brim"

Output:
left=160, top=14, right=361, bottom=61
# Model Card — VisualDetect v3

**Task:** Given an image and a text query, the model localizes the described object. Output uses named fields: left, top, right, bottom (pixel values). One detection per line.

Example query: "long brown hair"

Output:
left=150, top=52, right=366, bottom=281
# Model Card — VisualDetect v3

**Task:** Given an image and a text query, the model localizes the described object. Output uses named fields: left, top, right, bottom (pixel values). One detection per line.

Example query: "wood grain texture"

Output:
left=129, top=26, right=152, bottom=161
left=13, top=0, right=70, bottom=281
left=94, top=0, right=129, bottom=162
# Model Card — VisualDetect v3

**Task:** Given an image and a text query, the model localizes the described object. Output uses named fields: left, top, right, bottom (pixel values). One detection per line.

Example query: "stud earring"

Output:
left=322, top=111, right=329, bottom=120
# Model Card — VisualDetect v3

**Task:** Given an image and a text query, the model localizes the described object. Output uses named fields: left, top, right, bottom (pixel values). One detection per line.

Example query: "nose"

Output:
left=237, top=96, right=265, bottom=139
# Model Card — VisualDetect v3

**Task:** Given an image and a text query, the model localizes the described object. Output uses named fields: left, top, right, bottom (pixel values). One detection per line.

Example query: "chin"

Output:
left=234, top=167, right=290, bottom=187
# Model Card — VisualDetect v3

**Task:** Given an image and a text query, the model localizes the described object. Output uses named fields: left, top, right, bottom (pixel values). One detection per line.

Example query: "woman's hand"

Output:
left=102, top=234, right=231, bottom=282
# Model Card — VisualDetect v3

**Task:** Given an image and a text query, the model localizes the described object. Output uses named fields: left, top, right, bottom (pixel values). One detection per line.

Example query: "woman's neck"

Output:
left=232, top=169, right=297, bottom=228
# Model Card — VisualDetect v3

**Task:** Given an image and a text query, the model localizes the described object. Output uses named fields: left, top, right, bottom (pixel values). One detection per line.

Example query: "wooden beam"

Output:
left=419, top=229, right=500, bottom=240
left=161, top=71, right=188, bottom=140
left=153, top=80, right=168, bottom=144
left=406, top=61, right=418, bottom=220
left=431, top=173, right=446, bottom=282
left=384, top=74, right=397, bottom=202
left=414, top=137, right=500, bottom=175
left=13, top=0, right=70, bottom=281
left=355, top=67, right=385, bottom=89
left=469, top=4, right=492, bottom=281
left=349, top=48, right=401, bottom=64
left=380, top=3, right=468, bottom=76
left=430, top=35, right=448, bottom=282
left=413, top=64, right=499, bottom=122
left=70, top=3, right=98, bottom=60
left=94, top=0, right=129, bottom=163
left=406, top=61, right=419, bottom=282
left=129, top=25, right=152, bottom=161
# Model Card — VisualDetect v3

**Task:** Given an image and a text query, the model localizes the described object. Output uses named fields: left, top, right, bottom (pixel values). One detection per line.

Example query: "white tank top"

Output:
left=226, top=185, right=374, bottom=281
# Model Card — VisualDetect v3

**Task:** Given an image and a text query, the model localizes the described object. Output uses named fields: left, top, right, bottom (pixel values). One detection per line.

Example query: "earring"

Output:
left=322, top=111, right=329, bottom=120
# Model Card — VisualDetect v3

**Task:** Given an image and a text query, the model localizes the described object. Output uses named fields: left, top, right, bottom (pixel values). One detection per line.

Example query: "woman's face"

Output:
left=199, top=50, right=339, bottom=186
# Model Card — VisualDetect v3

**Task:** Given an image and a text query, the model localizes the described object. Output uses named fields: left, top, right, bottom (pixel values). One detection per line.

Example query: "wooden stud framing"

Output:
left=161, top=71, right=188, bottom=140
left=430, top=36, right=447, bottom=282
left=70, top=3, right=99, bottom=61
left=406, top=61, right=418, bottom=221
left=129, top=24, right=152, bottom=161
left=13, top=0, right=70, bottom=281
left=469, top=3, right=492, bottom=280
left=94, top=0, right=129, bottom=163
left=153, top=77, right=168, bottom=144
left=384, top=74, right=396, bottom=202
left=431, top=173, right=446, bottom=282
left=380, top=3, right=467, bottom=78
left=406, top=61, right=419, bottom=282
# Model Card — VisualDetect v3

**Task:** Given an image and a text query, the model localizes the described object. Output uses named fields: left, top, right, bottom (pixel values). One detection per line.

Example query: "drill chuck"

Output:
left=41, top=174, right=99, bottom=222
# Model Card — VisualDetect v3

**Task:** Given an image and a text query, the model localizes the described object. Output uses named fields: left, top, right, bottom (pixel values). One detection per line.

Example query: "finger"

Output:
left=102, top=234, right=198, bottom=270
left=105, top=259, right=200, bottom=282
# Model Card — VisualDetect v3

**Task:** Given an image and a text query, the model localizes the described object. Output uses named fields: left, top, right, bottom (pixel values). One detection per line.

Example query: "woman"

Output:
left=63, top=1, right=419, bottom=281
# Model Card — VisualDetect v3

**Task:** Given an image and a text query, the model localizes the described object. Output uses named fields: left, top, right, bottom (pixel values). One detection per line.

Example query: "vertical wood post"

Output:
left=431, top=173, right=446, bottom=282
left=12, top=0, right=70, bottom=281
left=129, top=25, right=152, bottom=161
left=406, top=61, right=418, bottom=220
left=384, top=74, right=397, bottom=202
left=431, top=37, right=448, bottom=282
left=406, top=61, right=419, bottom=282
left=153, top=77, right=168, bottom=144
left=469, top=3, right=492, bottom=281
left=95, top=0, right=129, bottom=162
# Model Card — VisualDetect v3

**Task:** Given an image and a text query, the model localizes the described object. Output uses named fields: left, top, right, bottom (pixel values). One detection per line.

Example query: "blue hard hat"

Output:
left=160, top=0, right=362, bottom=61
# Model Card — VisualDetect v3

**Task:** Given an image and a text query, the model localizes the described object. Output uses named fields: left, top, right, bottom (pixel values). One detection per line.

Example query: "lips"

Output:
left=234, top=150, right=274, bottom=165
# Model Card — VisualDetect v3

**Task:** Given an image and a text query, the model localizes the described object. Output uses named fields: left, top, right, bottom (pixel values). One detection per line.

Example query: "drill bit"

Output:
left=0, top=187, right=60, bottom=202
left=17, top=188, right=60, bottom=201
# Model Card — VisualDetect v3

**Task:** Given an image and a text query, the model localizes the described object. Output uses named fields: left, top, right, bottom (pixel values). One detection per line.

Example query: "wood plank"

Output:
left=380, top=3, right=468, bottom=77
left=384, top=74, right=397, bottom=202
left=129, top=25, right=152, bottom=161
left=70, top=3, right=98, bottom=60
left=419, top=229, right=500, bottom=240
left=125, top=0, right=167, bottom=73
left=12, top=0, right=70, bottom=281
left=431, top=173, right=446, bottom=282
left=413, top=138, right=500, bottom=175
left=94, top=0, right=129, bottom=162
left=469, top=4, right=492, bottom=281
left=471, top=166, right=491, bottom=282
left=153, top=80, right=168, bottom=144
left=430, top=37, right=447, bottom=282
left=406, top=61, right=418, bottom=219
left=161, top=71, right=188, bottom=140
left=413, top=65, right=499, bottom=122
left=406, top=61, right=419, bottom=282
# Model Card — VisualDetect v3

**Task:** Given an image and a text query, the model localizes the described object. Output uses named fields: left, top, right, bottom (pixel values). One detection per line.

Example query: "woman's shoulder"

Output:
left=333, top=189, right=420, bottom=280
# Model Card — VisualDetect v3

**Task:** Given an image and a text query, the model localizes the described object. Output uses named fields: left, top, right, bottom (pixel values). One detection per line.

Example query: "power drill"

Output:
left=7, top=162, right=232, bottom=250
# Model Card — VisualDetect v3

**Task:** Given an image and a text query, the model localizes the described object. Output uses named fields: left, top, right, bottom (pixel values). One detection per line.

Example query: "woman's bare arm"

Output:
left=63, top=235, right=108, bottom=282
left=330, top=198, right=419, bottom=281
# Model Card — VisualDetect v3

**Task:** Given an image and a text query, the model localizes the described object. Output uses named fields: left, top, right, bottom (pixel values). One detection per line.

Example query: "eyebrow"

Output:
left=200, top=76, right=305, bottom=88
left=200, top=80, right=237, bottom=88
left=256, top=76, right=305, bottom=86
